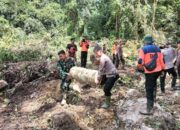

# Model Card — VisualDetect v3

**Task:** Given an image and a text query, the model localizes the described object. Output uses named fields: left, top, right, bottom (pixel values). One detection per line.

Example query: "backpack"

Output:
left=144, top=49, right=158, bottom=71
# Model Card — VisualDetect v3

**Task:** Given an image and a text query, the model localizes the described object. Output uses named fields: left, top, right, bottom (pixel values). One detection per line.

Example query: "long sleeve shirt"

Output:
left=98, top=54, right=117, bottom=79
left=161, top=47, right=176, bottom=69
left=57, top=58, right=75, bottom=79
left=80, top=40, right=90, bottom=52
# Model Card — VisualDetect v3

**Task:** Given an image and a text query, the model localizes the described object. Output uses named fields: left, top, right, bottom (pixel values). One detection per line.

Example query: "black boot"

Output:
left=160, top=76, right=165, bottom=93
left=153, top=87, right=157, bottom=103
left=140, top=100, right=153, bottom=115
left=171, top=76, right=177, bottom=90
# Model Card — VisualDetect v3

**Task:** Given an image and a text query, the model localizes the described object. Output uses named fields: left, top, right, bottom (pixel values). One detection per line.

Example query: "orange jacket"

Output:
left=112, top=44, right=117, bottom=54
left=80, top=40, right=90, bottom=52
left=137, top=44, right=165, bottom=73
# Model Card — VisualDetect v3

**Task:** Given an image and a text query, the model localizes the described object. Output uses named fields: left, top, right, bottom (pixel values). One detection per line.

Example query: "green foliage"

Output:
left=36, top=3, right=64, bottom=30
left=24, top=18, right=45, bottom=34
left=0, top=0, right=179, bottom=40
left=0, top=16, right=10, bottom=37
left=0, top=47, right=14, bottom=63
left=0, top=47, right=42, bottom=64
left=0, top=0, right=179, bottom=64
left=13, top=14, right=28, bottom=28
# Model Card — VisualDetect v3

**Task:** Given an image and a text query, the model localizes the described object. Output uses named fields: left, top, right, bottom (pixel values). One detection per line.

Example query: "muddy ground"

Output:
left=0, top=62, right=180, bottom=130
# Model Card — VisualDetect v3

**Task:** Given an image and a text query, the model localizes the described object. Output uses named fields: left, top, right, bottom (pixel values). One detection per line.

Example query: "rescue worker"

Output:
left=66, top=38, right=77, bottom=60
left=80, top=35, right=90, bottom=68
left=160, top=43, right=177, bottom=92
left=57, top=50, right=75, bottom=104
left=112, top=42, right=117, bottom=64
left=137, top=35, right=165, bottom=115
left=94, top=45, right=119, bottom=109
left=115, top=40, right=125, bottom=69
left=102, top=44, right=107, bottom=54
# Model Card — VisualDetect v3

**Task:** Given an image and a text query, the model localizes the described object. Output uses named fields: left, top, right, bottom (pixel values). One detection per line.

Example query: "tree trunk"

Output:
left=152, top=0, right=157, bottom=30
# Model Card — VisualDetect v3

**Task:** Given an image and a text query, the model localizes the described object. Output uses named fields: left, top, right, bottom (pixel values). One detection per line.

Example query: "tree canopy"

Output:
left=0, top=0, right=179, bottom=40
left=0, top=0, right=179, bottom=63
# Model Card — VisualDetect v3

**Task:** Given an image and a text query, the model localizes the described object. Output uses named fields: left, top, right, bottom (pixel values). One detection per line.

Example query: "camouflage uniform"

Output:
left=57, top=57, right=75, bottom=92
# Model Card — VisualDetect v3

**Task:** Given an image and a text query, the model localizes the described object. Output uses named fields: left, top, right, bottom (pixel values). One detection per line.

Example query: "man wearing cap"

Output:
left=94, top=45, right=119, bottom=109
left=137, top=35, right=165, bottom=115
left=160, top=43, right=177, bottom=92
left=66, top=38, right=77, bottom=60
left=80, top=35, right=90, bottom=68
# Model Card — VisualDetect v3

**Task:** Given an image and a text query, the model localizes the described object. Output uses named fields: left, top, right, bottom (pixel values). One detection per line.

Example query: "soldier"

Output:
left=57, top=50, right=75, bottom=104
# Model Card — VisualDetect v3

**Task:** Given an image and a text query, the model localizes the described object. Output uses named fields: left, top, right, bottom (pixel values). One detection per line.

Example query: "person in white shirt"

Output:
left=160, top=43, right=177, bottom=92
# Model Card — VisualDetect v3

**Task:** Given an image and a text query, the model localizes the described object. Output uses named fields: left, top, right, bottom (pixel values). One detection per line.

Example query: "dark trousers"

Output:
left=115, top=54, right=125, bottom=68
left=145, top=71, right=161, bottom=109
left=112, top=54, right=116, bottom=64
left=160, top=67, right=177, bottom=92
left=100, top=74, right=119, bottom=96
left=178, top=66, right=180, bottom=77
left=60, top=77, right=71, bottom=92
left=81, top=51, right=88, bottom=68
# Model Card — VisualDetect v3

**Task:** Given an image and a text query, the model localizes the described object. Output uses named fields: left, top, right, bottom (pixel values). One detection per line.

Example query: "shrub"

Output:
left=0, top=47, right=42, bottom=63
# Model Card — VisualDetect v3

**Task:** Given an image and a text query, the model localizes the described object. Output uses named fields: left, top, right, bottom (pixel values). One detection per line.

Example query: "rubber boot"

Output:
left=153, top=86, right=157, bottom=103
left=171, top=76, right=177, bottom=91
left=61, top=94, right=67, bottom=105
left=101, top=96, right=110, bottom=109
left=160, top=76, right=165, bottom=93
left=139, top=100, right=153, bottom=115
left=160, top=82, right=165, bottom=93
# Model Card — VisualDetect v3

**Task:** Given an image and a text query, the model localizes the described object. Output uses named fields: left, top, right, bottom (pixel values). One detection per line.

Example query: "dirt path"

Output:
left=0, top=68, right=180, bottom=130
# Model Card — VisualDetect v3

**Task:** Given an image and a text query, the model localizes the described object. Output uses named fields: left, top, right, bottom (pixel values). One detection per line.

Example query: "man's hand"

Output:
left=137, top=64, right=144, bottom=73
left=173, top=59, right=177, bottom=65
left=66, top=73, right=72, bottom=81
left=95, top=78, right=99, bottom=84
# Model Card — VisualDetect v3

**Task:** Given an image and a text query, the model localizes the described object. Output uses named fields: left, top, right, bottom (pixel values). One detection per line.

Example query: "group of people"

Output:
left=57, top=34, right=180, bottom=114
left=65, top=35, right=125, bottom=69
left=137, top=35, right=180, bottom=115
left=112, top=40, right=125, bottom=69
left=57, top=35, right=119, bottom=108
left=65, top=35, right=90, bottom=68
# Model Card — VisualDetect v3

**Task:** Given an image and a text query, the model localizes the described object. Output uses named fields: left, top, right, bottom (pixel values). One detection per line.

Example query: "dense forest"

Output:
left=0, top=0, right=179, bottom=63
